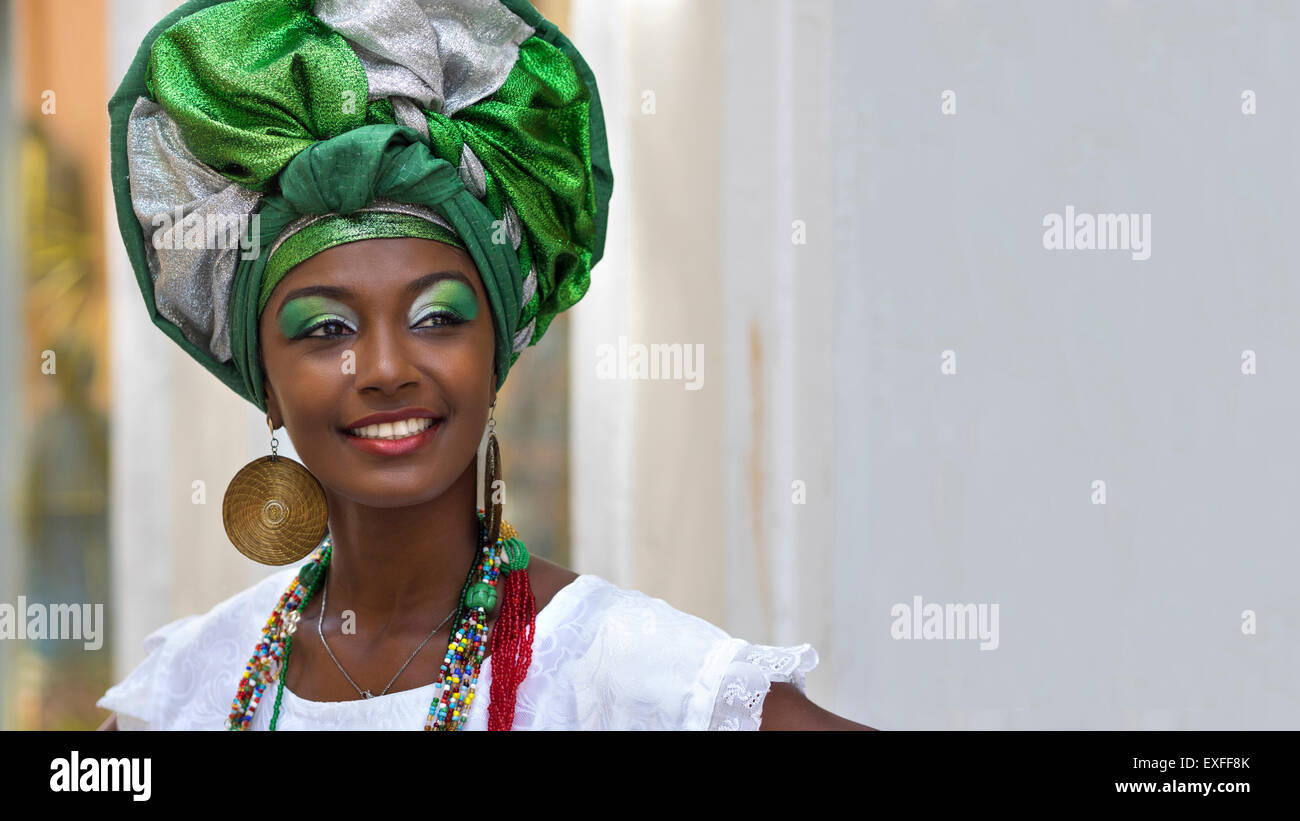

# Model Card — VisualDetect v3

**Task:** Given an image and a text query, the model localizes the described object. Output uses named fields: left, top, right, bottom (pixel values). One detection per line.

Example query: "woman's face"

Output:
left=259, top=236, right=496, bottom=508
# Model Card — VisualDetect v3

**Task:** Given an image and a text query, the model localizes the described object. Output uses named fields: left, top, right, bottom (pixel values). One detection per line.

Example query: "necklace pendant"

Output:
left=361, top=689, right=374, bottom=699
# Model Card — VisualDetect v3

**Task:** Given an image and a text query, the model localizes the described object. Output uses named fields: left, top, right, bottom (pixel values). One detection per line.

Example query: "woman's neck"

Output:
left=318, top=458, right=481, bottom=626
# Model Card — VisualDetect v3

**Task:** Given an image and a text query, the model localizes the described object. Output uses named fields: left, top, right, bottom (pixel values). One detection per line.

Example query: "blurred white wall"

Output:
left=568, top=0, right=859, bottom=723
left=571, top=0, right=1300, bottom=730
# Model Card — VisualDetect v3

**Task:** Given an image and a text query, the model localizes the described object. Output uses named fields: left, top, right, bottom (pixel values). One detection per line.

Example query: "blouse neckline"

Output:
left=279, top=572, right=599, bottom=708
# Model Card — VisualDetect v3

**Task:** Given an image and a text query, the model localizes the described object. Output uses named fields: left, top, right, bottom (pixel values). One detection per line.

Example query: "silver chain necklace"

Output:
left=316, top=568, right=459, bottom=699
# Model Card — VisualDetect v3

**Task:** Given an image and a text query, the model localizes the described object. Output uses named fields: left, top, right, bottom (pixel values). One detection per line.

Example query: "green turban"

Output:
left=110, top=0, right=612, bottom=411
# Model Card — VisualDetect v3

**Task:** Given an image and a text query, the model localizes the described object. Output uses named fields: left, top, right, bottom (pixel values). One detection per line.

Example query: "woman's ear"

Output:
left=263, top=378, right=280, bottom=427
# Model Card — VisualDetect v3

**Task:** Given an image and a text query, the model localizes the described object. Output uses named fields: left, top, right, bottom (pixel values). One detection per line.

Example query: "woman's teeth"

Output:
left=348, top=418, right=437, bottom=440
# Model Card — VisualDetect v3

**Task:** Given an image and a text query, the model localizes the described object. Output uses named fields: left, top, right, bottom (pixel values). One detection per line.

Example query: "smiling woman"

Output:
left=96, top=0, right=872, bottom=731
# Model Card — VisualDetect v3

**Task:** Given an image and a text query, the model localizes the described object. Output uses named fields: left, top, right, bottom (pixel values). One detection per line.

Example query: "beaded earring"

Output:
left=222, top=414, right=329, bottom=565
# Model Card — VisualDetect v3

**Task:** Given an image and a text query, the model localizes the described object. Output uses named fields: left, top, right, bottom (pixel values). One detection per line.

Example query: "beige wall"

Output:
left=15, top=0, right=110, bottom=412
left=569, top=0, right=729, bottom=623
left=568, top=0, right=857, bottom=722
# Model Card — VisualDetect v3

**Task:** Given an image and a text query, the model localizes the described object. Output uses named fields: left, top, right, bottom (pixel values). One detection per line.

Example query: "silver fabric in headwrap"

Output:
left=391, top=96, right=432, bottom=142
left=514, top=263, right=537, bottom=350
left=520, top=262, right=537, bottom=306
left=502, top=202, right=523, bottom=251
left=458, top=144, right=488, bottom=199
left=315, top=0, right=534, bottom=116
left=126, top=96, right=261, bottom=363
left=512, top=316, right=535, bottom=353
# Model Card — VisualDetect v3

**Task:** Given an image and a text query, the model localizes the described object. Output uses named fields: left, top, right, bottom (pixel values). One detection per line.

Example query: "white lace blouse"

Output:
left=97, top=565, right=819, bottom=730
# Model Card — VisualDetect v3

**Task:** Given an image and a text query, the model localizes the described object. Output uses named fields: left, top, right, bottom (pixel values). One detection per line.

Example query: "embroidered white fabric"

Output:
left=98, top=566, right=819, bottom=731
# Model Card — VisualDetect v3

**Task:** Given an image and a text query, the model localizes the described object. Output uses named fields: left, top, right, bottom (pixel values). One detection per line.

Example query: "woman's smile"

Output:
left=343, top=420, right=441, bottom=456
left=342, top=408, right=445, bottom=456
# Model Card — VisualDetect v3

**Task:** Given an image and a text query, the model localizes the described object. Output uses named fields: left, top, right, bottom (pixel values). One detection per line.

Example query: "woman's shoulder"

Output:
left=525, top=554, right=581, bottom=614
left=96, top=565, right=300, bottom=730
left=560, top=571, right=734, bottom=646
left=537, top=568, right=821, bottom=731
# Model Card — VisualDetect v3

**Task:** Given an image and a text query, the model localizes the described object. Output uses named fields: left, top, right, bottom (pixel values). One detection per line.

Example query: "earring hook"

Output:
left=267, top=413, right=279, bottom=458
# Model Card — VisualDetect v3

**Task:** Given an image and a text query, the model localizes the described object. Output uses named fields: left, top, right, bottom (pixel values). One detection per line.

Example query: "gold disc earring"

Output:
left=222, top=414, right=329, bottom=565
left=482, top=400, right=503, bottom=546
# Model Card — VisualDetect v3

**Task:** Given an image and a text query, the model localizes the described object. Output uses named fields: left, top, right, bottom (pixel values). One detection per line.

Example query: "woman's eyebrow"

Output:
left=276, top=285, right=352, bottom=316
left=407, top=270, right=473, bottom=295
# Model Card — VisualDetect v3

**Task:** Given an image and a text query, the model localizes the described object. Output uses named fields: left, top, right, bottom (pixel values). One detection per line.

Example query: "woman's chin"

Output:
left=324, top=480, right=454, bottom=510
left=314, top=459, right=457, bottom=509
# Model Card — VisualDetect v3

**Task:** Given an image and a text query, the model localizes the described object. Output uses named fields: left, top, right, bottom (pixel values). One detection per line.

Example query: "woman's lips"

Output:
left=343, top=420, right=440, bottom=456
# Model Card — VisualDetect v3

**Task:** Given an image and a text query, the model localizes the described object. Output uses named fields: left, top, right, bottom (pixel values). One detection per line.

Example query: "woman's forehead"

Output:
left=277, top=237, right=483, bottom=298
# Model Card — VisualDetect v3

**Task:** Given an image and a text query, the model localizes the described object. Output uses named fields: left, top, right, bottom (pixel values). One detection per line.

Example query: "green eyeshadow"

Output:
left=411, top=279, right=478, bottom=322
left=278, top=295, right=356, bottom=338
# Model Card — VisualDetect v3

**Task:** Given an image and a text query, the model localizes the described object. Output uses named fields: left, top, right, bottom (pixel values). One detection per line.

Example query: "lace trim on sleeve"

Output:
left=707, top=642, right=820, bottom=731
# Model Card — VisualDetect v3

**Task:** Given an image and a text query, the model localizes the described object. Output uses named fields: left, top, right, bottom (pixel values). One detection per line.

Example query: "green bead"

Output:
left=464, top=582, right=497, bottom=611
left=297, top=561, right=320, bottom=590
left=501, top=538, right=530, bottom=572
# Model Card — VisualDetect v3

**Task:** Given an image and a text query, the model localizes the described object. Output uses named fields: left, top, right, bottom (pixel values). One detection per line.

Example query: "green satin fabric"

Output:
left=145, top=0, right=375, bottom=193
left=110, top=0, right=613, bottom=411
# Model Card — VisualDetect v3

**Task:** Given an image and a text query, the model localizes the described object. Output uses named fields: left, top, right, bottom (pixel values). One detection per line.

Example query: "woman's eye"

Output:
left=413, top=310, right=465, bottom=329
left=303, top=319, right=354, bottom=338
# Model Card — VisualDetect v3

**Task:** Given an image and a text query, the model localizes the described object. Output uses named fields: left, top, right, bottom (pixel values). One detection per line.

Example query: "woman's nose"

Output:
left=351, top=321, right=421, bottom=396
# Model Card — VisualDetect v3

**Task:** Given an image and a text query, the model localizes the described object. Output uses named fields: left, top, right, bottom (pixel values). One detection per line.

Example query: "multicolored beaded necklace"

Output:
left=225, top=510, right=536, bottom=731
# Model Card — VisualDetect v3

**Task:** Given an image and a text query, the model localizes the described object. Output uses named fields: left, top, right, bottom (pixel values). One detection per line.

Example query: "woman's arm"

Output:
left=758, top=682, right=877, bottom=731
left=97, top=713, right=119, bottom=731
